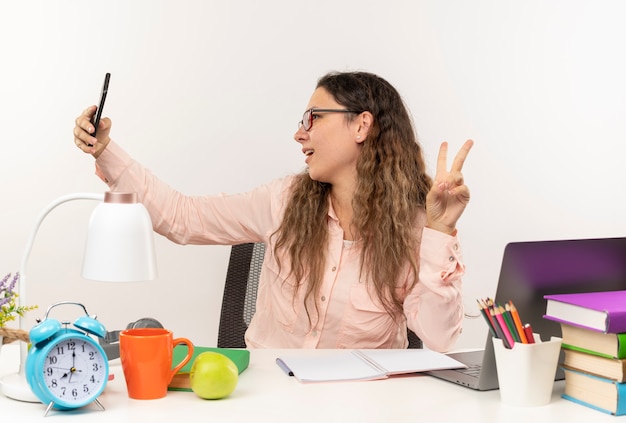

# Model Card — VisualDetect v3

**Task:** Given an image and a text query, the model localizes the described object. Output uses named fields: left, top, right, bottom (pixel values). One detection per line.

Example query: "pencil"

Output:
left=476, top=299, right=497, bottom=337
left=500, top=304, right=520, bottom=343
left=490, top=307, right=513, bottom=348
left=508, top=301, right=528, bottom=343
left=500, top=304, right=522, bottom=342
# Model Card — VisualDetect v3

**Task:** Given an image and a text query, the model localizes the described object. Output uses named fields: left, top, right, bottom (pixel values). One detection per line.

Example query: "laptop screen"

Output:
left=493, top=237, right=626, bottom=343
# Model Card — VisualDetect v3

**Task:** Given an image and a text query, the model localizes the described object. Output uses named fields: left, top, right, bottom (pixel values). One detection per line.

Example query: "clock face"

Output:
left=41, top=336, right=108, bottom=405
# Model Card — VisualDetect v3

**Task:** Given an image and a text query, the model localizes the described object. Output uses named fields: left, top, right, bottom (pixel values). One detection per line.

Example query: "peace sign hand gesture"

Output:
left=425, top=140, right=474, bottom=236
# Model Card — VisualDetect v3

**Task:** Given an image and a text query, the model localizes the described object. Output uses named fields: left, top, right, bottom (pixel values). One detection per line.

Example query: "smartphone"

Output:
left=89, top=72, right=111, bottom=145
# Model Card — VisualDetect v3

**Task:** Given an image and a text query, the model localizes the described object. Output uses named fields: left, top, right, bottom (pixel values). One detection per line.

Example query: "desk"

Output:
left=0, top=344, right=621, bottom=422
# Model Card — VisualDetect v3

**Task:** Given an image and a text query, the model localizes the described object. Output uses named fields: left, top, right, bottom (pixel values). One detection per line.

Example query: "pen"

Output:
left=523, top=324, right=535, bottom=344
left=275, top=358, right=294, bottom=376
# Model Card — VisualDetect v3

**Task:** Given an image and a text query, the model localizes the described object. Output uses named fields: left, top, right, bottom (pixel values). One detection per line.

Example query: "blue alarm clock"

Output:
left=26, top=301, right=109, bottom=416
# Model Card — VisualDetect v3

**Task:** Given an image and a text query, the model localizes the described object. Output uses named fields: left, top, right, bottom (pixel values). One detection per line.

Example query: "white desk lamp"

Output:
left=0, top=192, right=157, bottom=402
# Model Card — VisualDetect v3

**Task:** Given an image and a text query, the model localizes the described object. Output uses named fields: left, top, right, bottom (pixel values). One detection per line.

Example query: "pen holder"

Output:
left=492, top=334, right=562, bottom=407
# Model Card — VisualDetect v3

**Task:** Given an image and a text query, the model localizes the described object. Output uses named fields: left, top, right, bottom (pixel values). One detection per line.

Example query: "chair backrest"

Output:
left=218, top=243, right=265, bottom=348
left=217, top=242, right=422, bottom=349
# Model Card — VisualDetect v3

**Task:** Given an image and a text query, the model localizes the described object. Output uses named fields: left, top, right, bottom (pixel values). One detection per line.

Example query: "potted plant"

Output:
left=0, top=273, right=37, bottom=345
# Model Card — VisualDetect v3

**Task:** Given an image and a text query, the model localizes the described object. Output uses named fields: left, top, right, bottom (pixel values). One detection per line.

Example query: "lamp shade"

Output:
left=82, top=192, right=157, bottom=282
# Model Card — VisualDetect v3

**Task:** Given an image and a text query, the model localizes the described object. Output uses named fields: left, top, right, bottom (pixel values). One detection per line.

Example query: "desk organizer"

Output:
left=492, top=334, right=562, bottom=407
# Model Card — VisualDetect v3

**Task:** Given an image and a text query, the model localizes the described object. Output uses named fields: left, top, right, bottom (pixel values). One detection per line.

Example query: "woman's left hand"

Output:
left=425, top=139, right=474, bottom=235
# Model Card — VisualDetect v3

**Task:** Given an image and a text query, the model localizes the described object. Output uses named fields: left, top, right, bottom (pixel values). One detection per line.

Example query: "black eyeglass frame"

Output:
left=298, top=108, right=362, bottom=131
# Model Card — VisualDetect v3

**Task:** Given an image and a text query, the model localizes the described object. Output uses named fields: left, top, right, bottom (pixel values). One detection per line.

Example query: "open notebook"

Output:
left=276, top=349, right=466, bottom=383
left=426, top=237, right=626, bottom=390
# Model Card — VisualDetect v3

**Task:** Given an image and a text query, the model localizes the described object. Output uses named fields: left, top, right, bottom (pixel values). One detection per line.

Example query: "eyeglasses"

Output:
left=298, top=108, right=362, bottom=131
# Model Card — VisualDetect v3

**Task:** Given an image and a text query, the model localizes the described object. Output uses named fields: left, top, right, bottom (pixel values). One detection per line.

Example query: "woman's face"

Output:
left=293, top=87, right=364, bottom=185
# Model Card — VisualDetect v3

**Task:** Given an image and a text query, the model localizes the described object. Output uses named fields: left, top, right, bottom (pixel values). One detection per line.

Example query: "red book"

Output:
left=544, top=290, right=626, bottom=334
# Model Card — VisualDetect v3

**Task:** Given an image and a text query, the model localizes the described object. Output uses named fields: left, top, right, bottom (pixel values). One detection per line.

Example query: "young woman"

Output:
left=73, top=71, right=473, bottom=351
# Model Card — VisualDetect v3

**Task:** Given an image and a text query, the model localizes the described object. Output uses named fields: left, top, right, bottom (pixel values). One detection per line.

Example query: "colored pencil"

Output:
left=491, top=307, right=514, bottom=348
left=503, top=303, right=523, bottom=343
left=476, top=299, right=497, bottom=337
left=500, top=304, right=520, bottom=343
left=508, top=301, right=528, bottom=343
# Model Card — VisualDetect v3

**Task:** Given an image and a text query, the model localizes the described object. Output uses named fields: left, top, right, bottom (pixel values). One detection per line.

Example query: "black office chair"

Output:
left=217, top=242, right=422, bottom=349
left=218, top=243, right=265, bottom=348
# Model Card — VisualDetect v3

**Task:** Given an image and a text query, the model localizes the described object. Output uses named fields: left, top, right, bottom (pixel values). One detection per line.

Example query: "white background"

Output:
left=1, top=0, right=625, bottom=350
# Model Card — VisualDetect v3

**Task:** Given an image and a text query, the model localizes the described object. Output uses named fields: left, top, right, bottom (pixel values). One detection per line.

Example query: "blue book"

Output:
left=562, top=367, right=626, bottom=415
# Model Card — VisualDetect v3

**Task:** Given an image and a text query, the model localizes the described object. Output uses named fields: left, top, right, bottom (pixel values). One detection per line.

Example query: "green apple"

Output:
left=189, top=352, right=239, bottom=399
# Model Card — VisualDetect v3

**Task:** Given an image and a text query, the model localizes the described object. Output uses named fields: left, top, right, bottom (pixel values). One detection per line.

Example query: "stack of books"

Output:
left=544, top=290, right=626, bottom=416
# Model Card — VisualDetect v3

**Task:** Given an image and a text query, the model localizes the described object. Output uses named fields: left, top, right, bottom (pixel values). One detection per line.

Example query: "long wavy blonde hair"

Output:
left=273, top=71, right=432, bottom=326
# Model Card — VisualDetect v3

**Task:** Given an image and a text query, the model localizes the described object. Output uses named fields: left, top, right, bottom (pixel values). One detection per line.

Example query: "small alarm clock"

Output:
left=26, top=301, right=109, bottom=416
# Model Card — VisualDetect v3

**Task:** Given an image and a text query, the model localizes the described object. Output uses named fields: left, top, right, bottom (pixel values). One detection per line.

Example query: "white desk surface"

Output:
left=0, top=343, right=621, bottom=422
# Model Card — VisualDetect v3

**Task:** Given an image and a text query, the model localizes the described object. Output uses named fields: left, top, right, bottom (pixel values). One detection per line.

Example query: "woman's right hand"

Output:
left=73, top=105, right=112, bottom=158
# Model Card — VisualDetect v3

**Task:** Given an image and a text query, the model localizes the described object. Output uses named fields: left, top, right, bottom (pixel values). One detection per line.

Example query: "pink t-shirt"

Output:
left=95, top=141, right=465, bottom=351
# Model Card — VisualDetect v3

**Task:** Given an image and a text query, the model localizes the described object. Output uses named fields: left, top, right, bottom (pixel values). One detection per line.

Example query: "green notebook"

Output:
left=168, top=345, right=250, bottom=392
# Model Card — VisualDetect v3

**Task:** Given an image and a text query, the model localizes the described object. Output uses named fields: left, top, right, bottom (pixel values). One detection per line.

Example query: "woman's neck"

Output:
left=330, top=186, right=356, bottom=241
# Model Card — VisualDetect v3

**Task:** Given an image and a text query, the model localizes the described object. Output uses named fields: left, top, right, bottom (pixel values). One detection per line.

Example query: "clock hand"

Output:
left=68, top=351, right=76, bottom=382
left=54, top=351, right=78, bottom=380
left=59, top=367, right=76, bottom=380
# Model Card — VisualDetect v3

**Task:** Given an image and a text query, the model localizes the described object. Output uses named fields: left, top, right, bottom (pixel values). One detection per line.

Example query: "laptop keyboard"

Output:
left=456, top=364, right=481, bottom=377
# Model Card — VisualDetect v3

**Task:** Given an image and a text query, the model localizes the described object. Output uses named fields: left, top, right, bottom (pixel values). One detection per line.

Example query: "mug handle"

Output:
left=169, top=338, right=195, bottom=383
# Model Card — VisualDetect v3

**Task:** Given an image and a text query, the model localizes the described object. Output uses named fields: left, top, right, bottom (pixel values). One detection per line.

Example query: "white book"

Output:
left=276, top=349, right=467, bottom=383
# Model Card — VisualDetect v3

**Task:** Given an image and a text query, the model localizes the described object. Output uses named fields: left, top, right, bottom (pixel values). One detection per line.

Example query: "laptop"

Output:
left=426, top=237, right=626, bottom=390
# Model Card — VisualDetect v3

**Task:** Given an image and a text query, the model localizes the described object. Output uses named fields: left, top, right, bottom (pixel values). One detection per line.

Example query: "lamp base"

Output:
left=0, top=372, right=40, bottom=402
